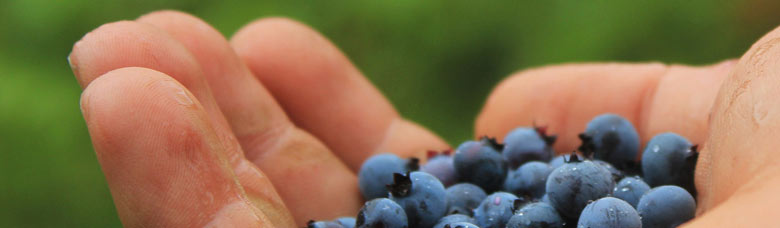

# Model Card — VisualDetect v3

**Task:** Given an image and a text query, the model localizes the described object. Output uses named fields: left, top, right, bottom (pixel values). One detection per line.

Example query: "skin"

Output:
left=68, top=10, right=780, bottom=227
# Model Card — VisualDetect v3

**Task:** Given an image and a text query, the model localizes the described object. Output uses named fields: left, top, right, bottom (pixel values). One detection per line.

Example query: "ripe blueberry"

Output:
left=578, top=113, right=640, bottom=170
left=506, top=202, right=565, bottom=228
left=433, top=214, right=476, bottom=228
left=577, top=197, right=641, bottom=228
left=355, top=198, right=408, bottom=228
left=502, top=126, right=556, bottom=169
left=612, top=176, right=650, bottom=208
left=453, top=137, right=507, bottom=193
left=641, top=132, right=698, bottom=195
left=445, top=183, right=487, bottom=216
left=503, top=161, right=552, bottom=199
left=637, top=185, right=696, bottom=228
left=421, top=150, right=458, bottom=187
left=473, top=192, right=523, bottom=228
left=388, top=171, right=447, bottom=228
left=545, top=155, right=615, bottom=219
left=358, top=153, right=419, bottom=200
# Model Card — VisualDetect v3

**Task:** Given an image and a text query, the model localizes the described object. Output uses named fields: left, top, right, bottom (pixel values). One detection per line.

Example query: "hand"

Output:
left=69, top=11, right=779, bottom=227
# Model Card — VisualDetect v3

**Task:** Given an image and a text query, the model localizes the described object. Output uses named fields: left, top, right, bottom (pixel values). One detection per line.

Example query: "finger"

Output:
left=642, top=61, right=735, bottom=145
left=134, top=11, right=360, bottom=224
left=68, top=20, right=296, bottom=227
left=81, top=67, right=271, bottom=227
left=231, top=18, right=449, bottom=170
left=475, top=61, right=732, bottom=155
left=692, top=25, right=780, bottom=221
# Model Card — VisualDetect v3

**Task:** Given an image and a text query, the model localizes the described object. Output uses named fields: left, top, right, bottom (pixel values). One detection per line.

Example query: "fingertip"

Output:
left=231, top=17, right=314, bottom=49
left=81, top=67, right=200, bottom=149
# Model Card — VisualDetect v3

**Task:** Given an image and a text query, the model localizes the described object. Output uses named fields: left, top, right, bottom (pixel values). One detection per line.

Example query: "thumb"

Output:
left=687, top=25, right=780, bottom=227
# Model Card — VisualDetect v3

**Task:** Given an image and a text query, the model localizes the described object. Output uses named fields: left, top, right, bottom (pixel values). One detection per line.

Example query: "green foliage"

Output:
left=1, top=0, right=778, bottom=226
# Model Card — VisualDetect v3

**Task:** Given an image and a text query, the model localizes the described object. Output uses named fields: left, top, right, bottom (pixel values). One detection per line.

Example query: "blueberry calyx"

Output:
left=480, top=136, right=505, bottom=151
left=306, top=220, right=316, bottom=228
left=534, top=125, right=558, bottom=146
left=564, top=152, right=582, bottom=163
left=387, top=172, right=413, bottom=197
left=577, top=133, right=595, bottom=158
left=512, top=199, right=524, bottom=213
left=685, top=145, right=700, bottom=167
left=406, top=157, right=420, bottom=171
left=355, top=209, right=366, bottom=227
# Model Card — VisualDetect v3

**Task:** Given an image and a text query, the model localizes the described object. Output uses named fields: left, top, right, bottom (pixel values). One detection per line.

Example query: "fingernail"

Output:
left=79, top=89, right=91, bottom=121
left=67, top=54, right=77, bottom=72
left=69, top=40, right=84, bottom=87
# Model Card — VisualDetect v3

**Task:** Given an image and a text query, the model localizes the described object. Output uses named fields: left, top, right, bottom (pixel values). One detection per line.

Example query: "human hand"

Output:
left=68, top=10, right=448, bottom=227
left=69, top=10, right=780, bottom=227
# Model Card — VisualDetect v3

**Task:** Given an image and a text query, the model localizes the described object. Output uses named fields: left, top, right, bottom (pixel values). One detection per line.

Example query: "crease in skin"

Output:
left=372, top=117, right=402, bottom=154
left=178, top=91, right=275, bottom=227
left=204, top=201, right=266, bottom=227
left=239, top=122, right=294, bottom=162
left=636, top=64, right=670, bottom=156
left=686, top=167, right=780, bottom=227
left=129, top=12, right=298, bottom=225
left=234, top=160, right=297, bottom=227
left=245, top=125, right=361, bottom=225
left=146, top=73, right=270, bottom=227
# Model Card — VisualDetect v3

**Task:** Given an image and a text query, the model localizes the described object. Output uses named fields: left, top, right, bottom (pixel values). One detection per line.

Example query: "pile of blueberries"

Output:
left=309, top=114, right=698, bottom=228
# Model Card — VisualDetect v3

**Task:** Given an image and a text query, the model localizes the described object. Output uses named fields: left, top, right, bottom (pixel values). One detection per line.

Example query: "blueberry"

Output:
left=355, top=198, right=408, bottom=228
left=637, top=185, right=696, bottom=228
left=545, top=156, right=615, bottom=219
left=442, top=222, right=479, bottom=228
left=445, top=183, right=487, bottom=216
left=612, top=176, right=650, bottom=208
left=358, top=153, right=419, bottom=200
left=388, top=171, right=447, bottom=228
left=502, top=127, right=556, bottom=169
left=641, top=133, right=698, bottom=195
left=454, top=137, right=508, bottom=193
left=578, top=114, right=640, bottom=170
left=334, top=217, right=356, bottom=228
left=474, top=192, right=523, bottom=228
left=506, top=202, right=565, bottom=228
left=307, top=220, right=345, bottom=228
left=421, top=152, right=458, bottom=187
left=593, top=159, right=625, bottom=182
left=433, top=214, right=476, bottom=228
left=549, top=153, right=582, bottom=169
left=504, top=161, right=552, bottom=199
left=577, top=197, right=641, bottom=228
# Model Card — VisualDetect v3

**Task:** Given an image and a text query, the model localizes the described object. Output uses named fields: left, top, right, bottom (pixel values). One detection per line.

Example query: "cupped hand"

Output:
left=69, top=11, right=780, bottom=227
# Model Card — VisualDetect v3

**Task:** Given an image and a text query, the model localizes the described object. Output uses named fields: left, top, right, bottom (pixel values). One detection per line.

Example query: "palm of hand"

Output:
left=70, top=11, right=780, bottom=227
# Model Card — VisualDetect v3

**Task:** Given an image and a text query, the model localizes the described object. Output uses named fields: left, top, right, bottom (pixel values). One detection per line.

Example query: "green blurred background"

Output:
left=1, top=0, right=779, bottom=226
